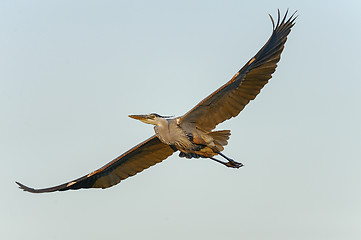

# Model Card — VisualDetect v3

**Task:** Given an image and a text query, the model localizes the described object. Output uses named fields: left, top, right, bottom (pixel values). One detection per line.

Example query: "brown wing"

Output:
left=16, top=135, right=175, bottom=193
left=180, top=10, right=297, bottom=132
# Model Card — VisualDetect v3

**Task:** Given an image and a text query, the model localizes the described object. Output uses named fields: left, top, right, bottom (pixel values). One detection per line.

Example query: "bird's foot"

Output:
left=225, top=159, right=244, bottom=168
left=215, top=152, right=244, bottom=168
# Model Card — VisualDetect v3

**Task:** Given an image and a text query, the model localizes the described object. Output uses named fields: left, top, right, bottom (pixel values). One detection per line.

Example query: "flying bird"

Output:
left=16, top=10, right=296, bottom=193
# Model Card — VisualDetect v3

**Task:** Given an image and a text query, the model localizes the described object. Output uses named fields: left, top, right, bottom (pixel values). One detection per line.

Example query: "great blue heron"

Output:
left=16, top=10, right=296, bottom=193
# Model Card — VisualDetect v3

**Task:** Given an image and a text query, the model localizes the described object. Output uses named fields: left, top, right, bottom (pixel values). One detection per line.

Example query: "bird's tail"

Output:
left=209, top=130, right=231, bottom=151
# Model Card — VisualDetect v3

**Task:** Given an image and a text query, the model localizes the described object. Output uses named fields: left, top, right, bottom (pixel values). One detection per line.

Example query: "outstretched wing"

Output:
left=180, top=10, right=297, bottom=132
left=16, top=135, right=176, bottom=193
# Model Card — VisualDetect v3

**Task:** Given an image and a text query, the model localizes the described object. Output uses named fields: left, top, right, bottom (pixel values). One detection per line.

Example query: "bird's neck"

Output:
left=154, top=117, right=169, bottom=127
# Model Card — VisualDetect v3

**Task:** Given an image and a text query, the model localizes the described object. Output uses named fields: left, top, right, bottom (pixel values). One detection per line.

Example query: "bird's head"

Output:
left=128, top=113, right=172, bottom=125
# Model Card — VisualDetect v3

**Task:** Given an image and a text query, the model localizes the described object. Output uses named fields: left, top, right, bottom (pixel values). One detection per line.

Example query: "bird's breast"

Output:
left=154, top=120, right=191, bottom=149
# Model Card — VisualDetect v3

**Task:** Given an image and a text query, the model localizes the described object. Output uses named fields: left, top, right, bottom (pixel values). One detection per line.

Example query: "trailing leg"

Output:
left=210, top=152, right=243, bottom=168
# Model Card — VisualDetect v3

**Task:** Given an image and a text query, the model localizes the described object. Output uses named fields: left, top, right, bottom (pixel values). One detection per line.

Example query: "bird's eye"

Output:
left=150, top=113, right=158, bottom=119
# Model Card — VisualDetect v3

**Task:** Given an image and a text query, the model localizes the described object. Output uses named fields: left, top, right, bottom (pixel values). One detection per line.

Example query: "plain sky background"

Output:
left=1, top=1, right=360, bottom=239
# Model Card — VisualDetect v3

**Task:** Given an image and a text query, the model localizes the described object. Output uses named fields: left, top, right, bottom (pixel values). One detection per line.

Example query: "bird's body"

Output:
left=154, top=117, right=190, bottom=149
left=133, top=114, right=230, bottom=159
left=16, top=10, right=297, bottom=193
left=158, top=117, right=231, bottom=158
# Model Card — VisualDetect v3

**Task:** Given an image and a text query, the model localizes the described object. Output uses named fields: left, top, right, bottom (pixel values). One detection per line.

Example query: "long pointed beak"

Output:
left=128, top=114, right=147, bottom=120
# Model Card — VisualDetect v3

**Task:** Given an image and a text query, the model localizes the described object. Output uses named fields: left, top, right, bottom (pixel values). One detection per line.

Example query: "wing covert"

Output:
left=180, top=10, right=297, bottom=132
left=16, top=135, right=175, bottom=193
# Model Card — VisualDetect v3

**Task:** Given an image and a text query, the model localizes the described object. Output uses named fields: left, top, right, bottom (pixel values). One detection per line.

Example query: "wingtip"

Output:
left=268, top=13, right=275, bottom=29
left=16, top=181, right=27, bottom=190
left=289, top=10, right=298, bottom=24
left=16, top=181, right=37, bottom=193
left=268, top=9, right=298, bottom=34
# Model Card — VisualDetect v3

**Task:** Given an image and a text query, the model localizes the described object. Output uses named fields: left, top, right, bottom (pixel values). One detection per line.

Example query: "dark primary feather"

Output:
left=180, top=10, right=297, bottom=132
left=16, top=136, right=175, bottom=193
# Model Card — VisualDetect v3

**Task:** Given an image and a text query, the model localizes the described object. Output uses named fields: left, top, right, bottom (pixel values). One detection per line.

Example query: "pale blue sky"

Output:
left=1, top=1, right=360, bottom=240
